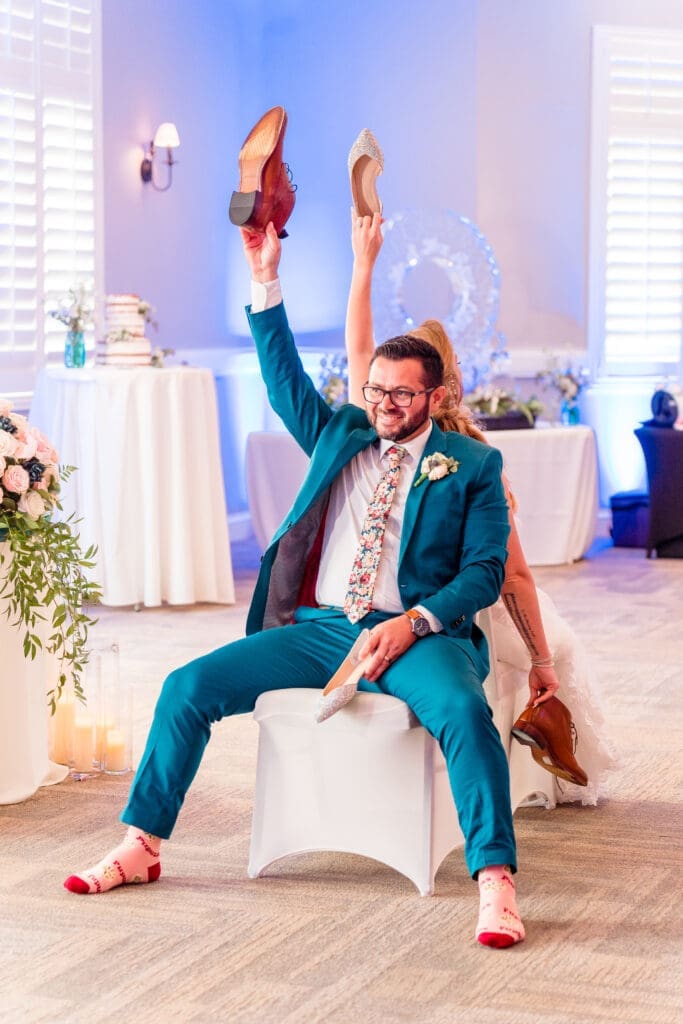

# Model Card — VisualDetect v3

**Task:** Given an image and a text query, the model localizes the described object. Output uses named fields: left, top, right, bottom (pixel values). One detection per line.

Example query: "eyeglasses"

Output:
left=362, top=385, right=436, bottom=408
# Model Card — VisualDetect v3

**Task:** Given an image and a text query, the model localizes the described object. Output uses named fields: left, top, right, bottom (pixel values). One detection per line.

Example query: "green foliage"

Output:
left=0, top=466, right=102, bottom=713
left=464, top=386, right=544, bottom=426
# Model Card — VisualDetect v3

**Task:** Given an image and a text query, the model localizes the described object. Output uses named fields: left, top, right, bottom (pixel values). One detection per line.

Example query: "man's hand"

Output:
left=359, top=614, right=417, bottom=682
left=240, top=221, right=281, bottom=283
left=351, top=210, right=384, bottom=270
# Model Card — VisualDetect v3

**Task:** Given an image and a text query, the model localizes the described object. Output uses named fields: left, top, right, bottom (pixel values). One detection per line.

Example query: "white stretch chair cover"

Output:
left=248, top=612, right=557, bottom=895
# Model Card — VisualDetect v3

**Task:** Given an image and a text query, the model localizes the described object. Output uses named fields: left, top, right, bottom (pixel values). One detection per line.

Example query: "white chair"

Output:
left=248, top=688, right=463, bottom=896
left=247, top=611, right=555, bottom=896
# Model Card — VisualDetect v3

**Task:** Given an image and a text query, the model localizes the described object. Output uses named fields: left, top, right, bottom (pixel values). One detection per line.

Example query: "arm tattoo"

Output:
left=501, top=591, right=542, bottom=659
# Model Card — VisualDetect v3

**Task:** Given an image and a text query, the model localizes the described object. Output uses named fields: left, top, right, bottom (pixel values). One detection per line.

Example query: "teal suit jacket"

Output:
left=245, top=302, right=510, bottom=642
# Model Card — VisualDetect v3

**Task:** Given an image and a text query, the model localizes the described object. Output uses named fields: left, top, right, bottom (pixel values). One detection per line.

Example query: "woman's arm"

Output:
left=500, top=504, right=560, bottom=706
left=345, top=212, right=384, bottom=405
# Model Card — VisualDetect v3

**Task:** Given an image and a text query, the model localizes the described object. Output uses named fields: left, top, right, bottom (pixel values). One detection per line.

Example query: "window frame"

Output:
left=0, top=0, right=103, bottom=398
left=588, top=25, right=683, bottom=383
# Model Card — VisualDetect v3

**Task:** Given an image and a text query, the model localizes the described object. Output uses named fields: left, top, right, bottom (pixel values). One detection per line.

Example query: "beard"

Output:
left=367, top=403, right=431, bottom=442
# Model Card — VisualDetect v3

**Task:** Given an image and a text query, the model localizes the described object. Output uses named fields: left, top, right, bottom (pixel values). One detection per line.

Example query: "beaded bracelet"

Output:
left=531, top=656, right=555, bottom=668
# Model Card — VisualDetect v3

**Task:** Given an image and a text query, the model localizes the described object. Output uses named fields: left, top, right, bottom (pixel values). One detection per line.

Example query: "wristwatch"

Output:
left=405, top=608, right=431, bottom=638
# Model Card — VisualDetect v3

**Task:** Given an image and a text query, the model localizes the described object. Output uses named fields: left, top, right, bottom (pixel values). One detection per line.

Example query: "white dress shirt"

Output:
left=250, top=278, right=442, bottom=631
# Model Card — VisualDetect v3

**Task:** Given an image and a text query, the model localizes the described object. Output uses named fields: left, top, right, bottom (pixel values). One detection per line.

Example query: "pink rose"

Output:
left=0, top=455, right=4, bottom=477
left=14, top=435, right=38, bottom=460
left=18, top=490, right=46, bottom=520
left=0, top=431, right=17, bottom=458
left=0, top=400, right=12, bottom=417
left=2, top=464, right=30, bottom=494
left=28, top=426, right=59, bottom=465
left=428, top=464, right=449, bottom=481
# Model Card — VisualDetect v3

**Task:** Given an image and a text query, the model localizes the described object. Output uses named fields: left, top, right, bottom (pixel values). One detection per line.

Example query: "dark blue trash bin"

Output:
left=609, top=490, right=650, bottom=548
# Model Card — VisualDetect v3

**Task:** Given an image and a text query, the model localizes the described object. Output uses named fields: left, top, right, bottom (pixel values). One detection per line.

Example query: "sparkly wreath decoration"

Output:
left=372, top=209, right=507, bottom=392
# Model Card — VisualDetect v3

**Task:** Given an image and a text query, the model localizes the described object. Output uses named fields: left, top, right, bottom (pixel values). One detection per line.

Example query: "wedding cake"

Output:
left=96, top=294, right=152, bottom=366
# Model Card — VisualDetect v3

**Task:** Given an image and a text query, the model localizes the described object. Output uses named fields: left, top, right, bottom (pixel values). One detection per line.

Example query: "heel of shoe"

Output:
left=229, top=189, right=260, bottom=227
left=511, top=722, right=545, bottom=750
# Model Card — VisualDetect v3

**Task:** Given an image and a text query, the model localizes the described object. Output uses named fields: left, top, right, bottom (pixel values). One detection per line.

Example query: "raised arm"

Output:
left=345, top=211, right=384, bottom=404
left=500, top=505, right=560, bottom=706
left=241, top=223, right=333, bottom=456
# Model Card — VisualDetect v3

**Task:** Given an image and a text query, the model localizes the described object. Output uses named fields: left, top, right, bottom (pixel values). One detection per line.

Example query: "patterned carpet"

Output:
left=1, top=543, right=681, bottom=1024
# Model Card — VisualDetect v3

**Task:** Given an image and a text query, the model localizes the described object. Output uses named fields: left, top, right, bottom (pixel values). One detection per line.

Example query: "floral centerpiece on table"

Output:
left=48, top=283, right=95, bottom=368
left=536, top=357, right=590, bottom=424
left=0, top=401, right=101, bottom=710
left=463, top=385, right=543, bottom=428
left=317, top=353, right=349, bottom=410
left=48, top=282, right=94, bottom=335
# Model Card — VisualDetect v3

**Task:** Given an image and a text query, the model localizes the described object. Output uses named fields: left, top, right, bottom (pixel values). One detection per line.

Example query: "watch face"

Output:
left=412, top=616, right=431, bottom=637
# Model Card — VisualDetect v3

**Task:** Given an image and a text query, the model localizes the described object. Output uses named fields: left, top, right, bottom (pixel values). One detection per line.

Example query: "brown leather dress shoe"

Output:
left=229, top=105, right=296, bottom=238
left=511, top=696, right=588, bottom=787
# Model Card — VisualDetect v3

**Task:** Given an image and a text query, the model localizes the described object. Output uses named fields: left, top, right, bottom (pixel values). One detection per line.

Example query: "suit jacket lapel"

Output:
left=274, top=423, right=378, bottom=541
left=399, top=420, right=447, bottom=563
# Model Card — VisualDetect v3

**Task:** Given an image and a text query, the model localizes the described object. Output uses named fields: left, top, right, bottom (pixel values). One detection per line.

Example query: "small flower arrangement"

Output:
left=48, top=283, right=94, bottom=334
left=151, top=347, right=175, bottom=369
left=317, top=353, right=349, bottom=410
left=414, top=452, right=460, bottom=488
left=463, top=385, right=543, bottom=426
left=0, top=400, right=101, bottom=710
left=536, top=358, right=590, bottom=403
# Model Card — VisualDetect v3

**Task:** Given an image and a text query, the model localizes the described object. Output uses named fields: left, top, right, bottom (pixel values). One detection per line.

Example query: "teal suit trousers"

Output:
left=121, top=607, right=517, bottom=878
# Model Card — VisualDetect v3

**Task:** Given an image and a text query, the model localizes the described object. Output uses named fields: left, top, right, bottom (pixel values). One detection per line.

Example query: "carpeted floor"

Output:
left=1, top=541, right=681, bottom=1024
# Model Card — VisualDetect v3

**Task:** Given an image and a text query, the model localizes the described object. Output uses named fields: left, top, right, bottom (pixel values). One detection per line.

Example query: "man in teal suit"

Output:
left=65, top=223, right=524, bottom=948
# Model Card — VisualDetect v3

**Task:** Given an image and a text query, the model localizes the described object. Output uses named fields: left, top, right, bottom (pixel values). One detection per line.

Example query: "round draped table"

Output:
left=246, top=424, right=598, bottom=565
left=30, top=365, right=235, bottom=607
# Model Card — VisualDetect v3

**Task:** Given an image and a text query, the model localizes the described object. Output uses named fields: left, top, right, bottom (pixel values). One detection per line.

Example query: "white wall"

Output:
left=476, top=0, right=683, bottom=356
left=101, top=0, right=241, bottom=352
left=102, top=0, right=480, bottom=346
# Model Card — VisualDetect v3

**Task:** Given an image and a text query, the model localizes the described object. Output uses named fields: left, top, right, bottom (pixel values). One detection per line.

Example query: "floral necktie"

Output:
left=343, top=444, right=407, bottom=624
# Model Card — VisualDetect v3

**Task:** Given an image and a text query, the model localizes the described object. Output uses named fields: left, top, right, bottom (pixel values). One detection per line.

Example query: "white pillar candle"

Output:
left=104, top=728, right=127, bottom=773
left=95, top=717, right=116, bottom=763
left=50, top=697, right=75, bottom=766
left=72, top=715, right=95, bottom=772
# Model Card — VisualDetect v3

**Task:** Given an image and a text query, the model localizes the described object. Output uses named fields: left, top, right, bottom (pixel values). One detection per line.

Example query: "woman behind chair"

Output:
left=345, top=212, right=617, bottom=804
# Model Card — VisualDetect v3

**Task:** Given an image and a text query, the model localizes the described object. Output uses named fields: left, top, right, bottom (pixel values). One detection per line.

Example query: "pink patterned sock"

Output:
left=64, top=827, right=162, bottom=894
left=476, top=865, right=525, bottom=948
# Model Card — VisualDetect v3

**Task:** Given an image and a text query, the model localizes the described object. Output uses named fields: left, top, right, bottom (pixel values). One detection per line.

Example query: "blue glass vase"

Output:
left=64, top=330, right=85, bottom=368
left=560, top=398, right=580, bottom=426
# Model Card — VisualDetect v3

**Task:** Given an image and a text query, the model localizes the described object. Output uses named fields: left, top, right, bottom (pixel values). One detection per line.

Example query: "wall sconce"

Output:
left=140, top=122, right=180, bottom=191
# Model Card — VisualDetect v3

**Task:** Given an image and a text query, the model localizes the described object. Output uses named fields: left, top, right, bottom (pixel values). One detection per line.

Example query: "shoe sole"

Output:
left=229, top=107, right=286, bottom=228
left=511, top=721, right=587, bottom=786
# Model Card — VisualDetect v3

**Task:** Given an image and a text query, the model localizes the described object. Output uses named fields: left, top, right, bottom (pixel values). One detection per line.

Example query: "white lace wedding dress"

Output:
left=482, top=589, right=619, bottom=809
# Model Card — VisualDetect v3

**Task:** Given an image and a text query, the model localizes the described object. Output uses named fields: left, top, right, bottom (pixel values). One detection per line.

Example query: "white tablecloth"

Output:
left=487, top=424, right=598, bottom=565
left=245, top=425, right=598, bottom=566
left=30, top=366, right=235, bottom=607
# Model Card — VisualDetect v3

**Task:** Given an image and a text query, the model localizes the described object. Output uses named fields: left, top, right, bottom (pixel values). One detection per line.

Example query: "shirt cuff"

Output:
left=251, top=278, right=282, bottom=312
left=414, top=604, right=443, bottom=634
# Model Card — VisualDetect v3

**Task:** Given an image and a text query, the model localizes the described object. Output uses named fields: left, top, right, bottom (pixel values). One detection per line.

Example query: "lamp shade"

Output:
left=153, top=122, right=180, bottom=148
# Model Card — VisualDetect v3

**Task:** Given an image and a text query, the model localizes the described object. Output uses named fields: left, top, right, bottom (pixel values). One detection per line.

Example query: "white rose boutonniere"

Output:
left=413, top=452, right=460, bottom=488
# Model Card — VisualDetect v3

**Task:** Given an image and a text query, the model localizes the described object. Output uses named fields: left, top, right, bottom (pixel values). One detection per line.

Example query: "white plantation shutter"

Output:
left=589, top=27, right=683, bottom=379
left=0, top=0, right=102, bottom=392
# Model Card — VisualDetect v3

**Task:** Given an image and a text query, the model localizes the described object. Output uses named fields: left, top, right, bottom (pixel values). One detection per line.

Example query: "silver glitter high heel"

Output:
left=315, top=629, right=371, bottom=723
left=348, top=129, right=383, bottom=218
